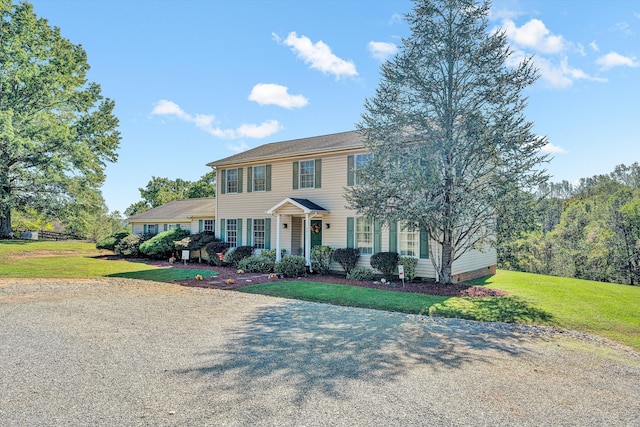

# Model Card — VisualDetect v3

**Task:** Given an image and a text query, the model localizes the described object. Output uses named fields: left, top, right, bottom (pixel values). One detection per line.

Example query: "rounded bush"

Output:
left=332, top=248, right=360, bottom=275
left=398, top=256, right=418, bottom=282
left=96, top=232, right=129, bottom=251
left=205, top=241, right=229, bottom=266
left=370, top=252, right=400, bottom=281
left=311, top=245, right=334, bottom=275
left=346, top=266, right=375, bottom=281
left=275, top=256, right=307, bottom=278
left=225, top=245, right=255, bottom=267
left=114, top=234, right=142, bottom=258
left=237, top=255, right=274, bottom=273
left=139, top=228, right=191, bottom=259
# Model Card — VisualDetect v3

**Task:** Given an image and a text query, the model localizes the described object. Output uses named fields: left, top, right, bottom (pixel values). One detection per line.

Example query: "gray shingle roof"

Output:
left=207, top=130, right=364, bottom=167
left=127, top=198, right=216, bottom=221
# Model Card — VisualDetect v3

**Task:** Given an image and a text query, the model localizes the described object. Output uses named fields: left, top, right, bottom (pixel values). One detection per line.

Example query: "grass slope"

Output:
left=0, top=240, right=215, bottom=282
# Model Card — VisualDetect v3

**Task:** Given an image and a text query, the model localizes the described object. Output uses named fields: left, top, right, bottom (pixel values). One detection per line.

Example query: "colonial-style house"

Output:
left=127, top=198, right=216, bottom=235
left=208, top=130, right=496, bottom=282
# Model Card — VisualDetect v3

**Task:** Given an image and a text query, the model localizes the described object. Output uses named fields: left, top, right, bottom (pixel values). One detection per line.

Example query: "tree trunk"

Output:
left=440, top=236, right=454, bottom=284
left=0, top=204, right=12, bottom=238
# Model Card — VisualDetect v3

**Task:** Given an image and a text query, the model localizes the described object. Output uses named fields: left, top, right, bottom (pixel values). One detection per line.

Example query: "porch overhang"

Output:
left=266, top=197, right=329, bottom=215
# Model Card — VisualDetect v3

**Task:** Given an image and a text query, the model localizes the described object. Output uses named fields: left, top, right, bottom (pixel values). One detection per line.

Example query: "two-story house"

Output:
left=208, top=130, right=496, bottom=282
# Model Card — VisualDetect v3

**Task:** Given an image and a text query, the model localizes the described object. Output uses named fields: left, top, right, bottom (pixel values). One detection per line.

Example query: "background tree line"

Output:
left=499, top=162, right=640, bottom=285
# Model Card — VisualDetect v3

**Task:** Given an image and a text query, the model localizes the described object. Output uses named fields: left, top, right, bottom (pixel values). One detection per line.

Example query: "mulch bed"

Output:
left=143, top=261, right=507, bottom=298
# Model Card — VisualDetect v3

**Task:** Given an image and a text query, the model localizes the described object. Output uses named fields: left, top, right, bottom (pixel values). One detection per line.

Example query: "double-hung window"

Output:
left=399, top=224, right=419, bottom=257
left=355, top=217, right=373, bottom=255
left=354, top=153, right=372, bottom=185
left=226, top=219, right=238, bottom=248
left=226, top=169, right=239, bottom=193
left=253, top=165, right=266, bottom=192
left=299, top=160, right=315, bottom=189
left=253, top=219, right=266, bottom=249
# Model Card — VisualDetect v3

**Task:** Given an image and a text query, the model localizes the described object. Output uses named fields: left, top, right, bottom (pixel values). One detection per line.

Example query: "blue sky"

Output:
left=28, top=0, right=640, bottom=214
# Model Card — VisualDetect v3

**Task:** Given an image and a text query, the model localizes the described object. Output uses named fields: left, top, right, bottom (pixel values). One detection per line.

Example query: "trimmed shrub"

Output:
left=139, top=228, right=191, bottom=259
left=205, top=241, right=229, bottom=266
left=225, top=245, right=255, bottom=267
left=347, top=266, right=375, bottom=281
left=96, top=232, right=129, bottom=251
left=370, top=251, right=400, bottom=281
left=275, top=256, right=307, bottom=278
left=237, top=255, right=274, bottom=273
left=332, top=248, right=360, bottom=275
left=187, top=231, right=218, bottom=251
left=114, top=234, right=143, bottom=258
left=311, top=245, right=334, bottom=275
left=399, top=256, right=418, bottom=282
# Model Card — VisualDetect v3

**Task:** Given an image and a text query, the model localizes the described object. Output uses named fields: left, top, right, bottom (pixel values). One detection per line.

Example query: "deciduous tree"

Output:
left=0, top=1, right=120, bottom=237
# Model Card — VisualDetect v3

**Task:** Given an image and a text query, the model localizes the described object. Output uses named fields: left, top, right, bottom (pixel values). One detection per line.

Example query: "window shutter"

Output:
left=220, top=170, right=227, bottom=194
left=246, top=218, right=253, bottom=246
left=163, top=224, right=167, bottom=231
left=199, top=220, right=203, bottom=232
left=420, top=230, right=429, bottom=259
left=292, top=161, right=299, bottom=189
left=374, top=219, right=382, bottom=254
left=143, top=224, right=147, bottom=234
left=346, top=217, right=355, bottom=248
left=266, top=164, right=272, bottom=192
left=247, top=167, right=253, bottom=193
left=220, top=219, right=226, bottom=242
left=347, top=155, right=355, bottom=186
left=237, top=218, right=243, bottom=246
left=237, top=168, right=243, bottom=193
left=315, top=159, right=322, bottom=188
left=265, top=218, right=271, bottom=249
left=388, top=221, right=398, bottom=253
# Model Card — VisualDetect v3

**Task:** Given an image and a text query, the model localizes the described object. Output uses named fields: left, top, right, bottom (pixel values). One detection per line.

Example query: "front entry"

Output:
left=310, top=220, right=322, bottom=249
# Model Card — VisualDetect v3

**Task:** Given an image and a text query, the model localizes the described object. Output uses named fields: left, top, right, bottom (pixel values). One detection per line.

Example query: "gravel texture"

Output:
left=1, top=278, right=639, bottom=426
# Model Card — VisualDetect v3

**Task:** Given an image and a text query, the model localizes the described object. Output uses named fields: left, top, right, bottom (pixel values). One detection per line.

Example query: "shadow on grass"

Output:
left=177, top=300, right=545, bottom=412
left=429, top=296, right=553, bottom=324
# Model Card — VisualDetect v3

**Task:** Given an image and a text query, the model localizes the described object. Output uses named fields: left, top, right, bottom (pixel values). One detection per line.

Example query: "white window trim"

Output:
left=355, top=217, right=373, bottom=256
left=299, top=160, right=315, bottom=189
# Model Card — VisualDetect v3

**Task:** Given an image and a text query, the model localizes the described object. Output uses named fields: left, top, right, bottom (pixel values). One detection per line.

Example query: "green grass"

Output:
left=468, top=270, right=640, bottom=350
left=2, top=240, right=639, bottom=350
left=0, top=239, right=216, bottom=282
left=241, top=281, right=449, bottom=313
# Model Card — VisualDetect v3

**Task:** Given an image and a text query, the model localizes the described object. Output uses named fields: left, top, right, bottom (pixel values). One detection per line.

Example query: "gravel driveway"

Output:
left=1, top=278, right=638, bottom=426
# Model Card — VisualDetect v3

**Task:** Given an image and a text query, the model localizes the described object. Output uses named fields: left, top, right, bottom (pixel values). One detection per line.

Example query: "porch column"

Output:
left=304, top=213, right=311, bottom=268
left=275, top=214, right=282, bottom=262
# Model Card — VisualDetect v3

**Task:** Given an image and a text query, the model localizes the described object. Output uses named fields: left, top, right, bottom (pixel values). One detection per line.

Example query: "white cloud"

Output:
left=248, top=83, right=308, bottom=109
left=596, top=51, right=640, bottom=70
left=236, top=120, right=283, bottom=139
left=151, top=100, right=282, bottom=139
left=503, top=18, right=565, bottom=54
left=227, top=141, right=250, bottom=153
left=589, top=41, right=599, bottom=52
left=611, top=22, right=633, bottom=36
left=539, top=142, right=567, bottom=155
left=276, top=31, right=358, bottom=79
left=368, top=41, right=398, bottom=61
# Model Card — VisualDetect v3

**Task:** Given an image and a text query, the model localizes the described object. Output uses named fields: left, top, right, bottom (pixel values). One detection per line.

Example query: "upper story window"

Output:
left=354, top=153, right=372, bottom=185
left=226, top=168, right=239, bottom=193
left=293, top=159, right=321, bottom=190
left=299, top=160, right=315, bottom=189
left=253, top=165, right=266, bottom=192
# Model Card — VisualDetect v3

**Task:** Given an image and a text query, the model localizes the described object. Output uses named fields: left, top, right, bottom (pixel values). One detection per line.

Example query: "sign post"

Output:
left=181, top=250, right=190, bottom=265
left=398, top=265, right=405, bottom=288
